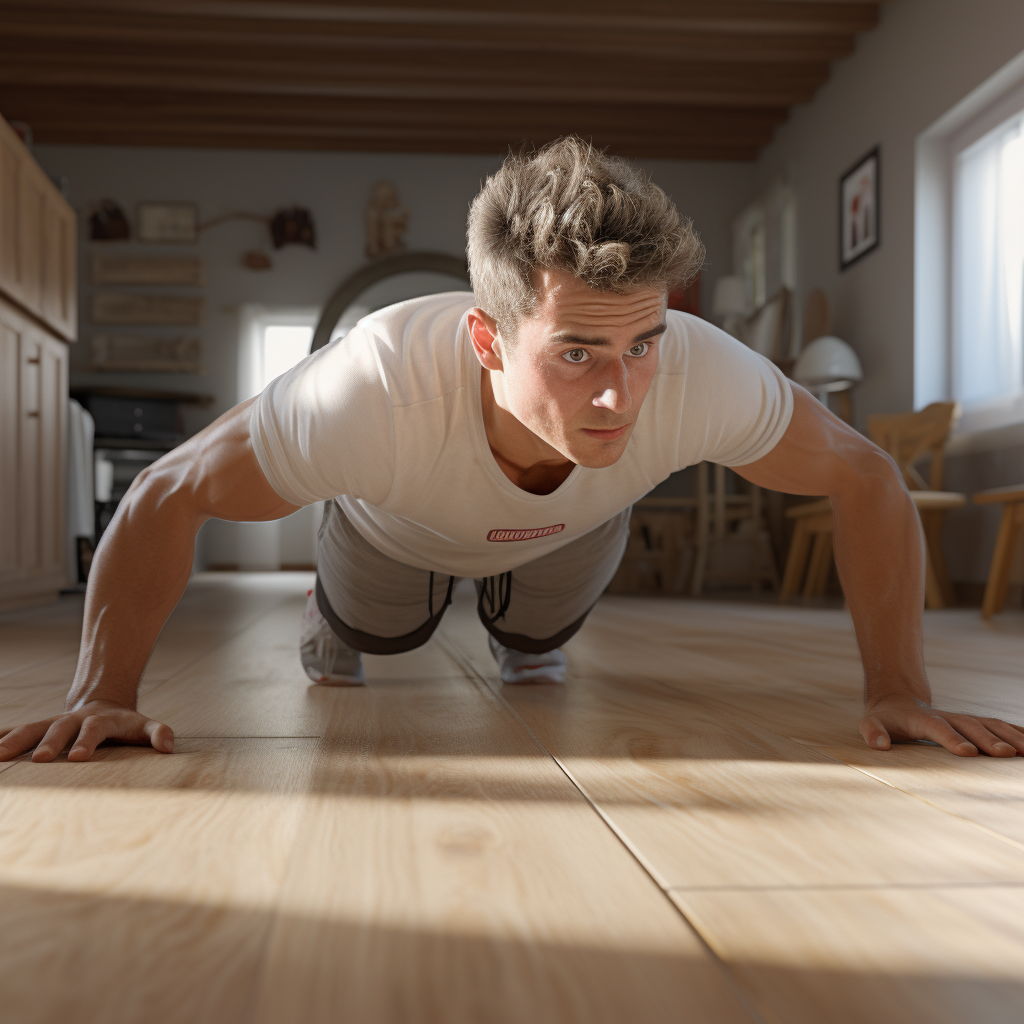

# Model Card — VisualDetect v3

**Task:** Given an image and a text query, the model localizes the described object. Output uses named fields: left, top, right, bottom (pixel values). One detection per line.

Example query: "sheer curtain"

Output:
left=953, top=113, right=1024, bottom=406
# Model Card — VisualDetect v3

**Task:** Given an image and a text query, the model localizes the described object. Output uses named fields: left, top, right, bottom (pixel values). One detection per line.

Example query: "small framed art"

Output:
left=839, top=147, right=879, bottom=270
left=137, top=202, right=198, bottom=244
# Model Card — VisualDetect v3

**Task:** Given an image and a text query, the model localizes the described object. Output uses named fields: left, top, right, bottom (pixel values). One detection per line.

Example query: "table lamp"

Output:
left=793, top=335, right=863, bottom=404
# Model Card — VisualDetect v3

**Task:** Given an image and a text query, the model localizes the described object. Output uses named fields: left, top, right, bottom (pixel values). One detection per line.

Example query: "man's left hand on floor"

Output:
left=859, top=695, right=1024, bottom=756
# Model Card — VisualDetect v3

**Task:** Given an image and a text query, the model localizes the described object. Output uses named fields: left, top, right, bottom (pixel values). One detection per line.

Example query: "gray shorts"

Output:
left=315, top=500, right=630, bottom=655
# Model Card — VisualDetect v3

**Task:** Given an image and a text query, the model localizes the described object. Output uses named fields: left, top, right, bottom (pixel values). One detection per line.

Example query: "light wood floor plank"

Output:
left=437, top=593, right=1024, bottom=890
left=527, top=597, right=1024, bottom=854
left=140, top=592, right=463, bottom=738
left=672, top=886, right=1024, bottom=1024
left=0, top=738, right=317, bottom=1024
left=248, top=674, right=756, bottom=1024
left=0, top=595, right=85, bottom=680
left=0, top=573, right=312, bottom=732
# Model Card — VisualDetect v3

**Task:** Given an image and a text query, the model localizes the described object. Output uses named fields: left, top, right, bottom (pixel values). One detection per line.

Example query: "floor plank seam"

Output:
left=174, top=735, right=321, bottom=740
left=0, top=653, right=75, bottom=684
left=834, top=759, right=1024, bottom=857
left=137, top=593, right=303, bottom=702
left=669, top=881, right=1024, bottom=893
left=691, top=695, right=1024, bottom=856
left=435, top=630, right=771, bottom=1024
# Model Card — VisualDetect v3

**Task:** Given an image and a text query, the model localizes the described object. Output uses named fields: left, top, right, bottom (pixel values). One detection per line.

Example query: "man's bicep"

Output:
left=156, top=398, right=303, bottom=524
left=730, top=383, right=875, bottom=497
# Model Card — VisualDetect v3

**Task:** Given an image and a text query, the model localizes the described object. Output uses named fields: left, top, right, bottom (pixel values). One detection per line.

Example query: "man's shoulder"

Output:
left=356, top=291, right=476, bottom=407
left=656, top=309, right=735, bottom=376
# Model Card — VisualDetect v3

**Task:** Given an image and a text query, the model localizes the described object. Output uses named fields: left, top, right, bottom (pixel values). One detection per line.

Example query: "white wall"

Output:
left=751, top=0, right=1024, bottom=424
left=745, top=0, right=1024, bottom=584
left=33, top=143, right=753, bottom=568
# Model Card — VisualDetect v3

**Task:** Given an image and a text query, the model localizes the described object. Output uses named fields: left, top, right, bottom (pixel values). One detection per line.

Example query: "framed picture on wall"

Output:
left=137, top=202, right=198, bottom=244
left=839, top=147, right=880, bottom=270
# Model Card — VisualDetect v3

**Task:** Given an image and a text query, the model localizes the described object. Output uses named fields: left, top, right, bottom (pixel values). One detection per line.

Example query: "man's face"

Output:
left=497, top=269, right=666, bottom=468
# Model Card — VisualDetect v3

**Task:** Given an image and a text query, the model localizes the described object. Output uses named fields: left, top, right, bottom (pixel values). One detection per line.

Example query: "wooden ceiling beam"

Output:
left=0, top=90, right=781, bottom=158
left=0, top=0, right=882, bottom=159
left=0, top=54, right=827, bottom=109
left=15, top=129, right=765, bottom=161
left=0, top=86, right=786, bottom=134
left=0, top=8, right=857, bottom=64
left=3, top=115, right=769, bottom=160
left=0, top=0, right=881, bottom=37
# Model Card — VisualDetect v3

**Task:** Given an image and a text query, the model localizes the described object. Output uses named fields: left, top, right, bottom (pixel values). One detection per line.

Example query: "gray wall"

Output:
left=747, top=0, right=1024, bottom=584
left=33, top=143, right=753, bottom=567
left=752, top=0, right=1024, bottom=424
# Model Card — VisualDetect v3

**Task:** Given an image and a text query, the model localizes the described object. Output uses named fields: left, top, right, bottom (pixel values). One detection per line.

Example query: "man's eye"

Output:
left=628, top=342, right=650, bottom=357
left=563, top=348, right=589, bottom=363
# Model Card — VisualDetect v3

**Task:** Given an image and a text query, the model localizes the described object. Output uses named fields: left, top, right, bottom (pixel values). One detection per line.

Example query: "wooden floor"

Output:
left=2, top=572, right=1024, bottom=1024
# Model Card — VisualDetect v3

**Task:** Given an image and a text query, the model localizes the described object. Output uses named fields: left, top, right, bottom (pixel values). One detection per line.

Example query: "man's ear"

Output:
left=467, top=308, right=505, bottom=371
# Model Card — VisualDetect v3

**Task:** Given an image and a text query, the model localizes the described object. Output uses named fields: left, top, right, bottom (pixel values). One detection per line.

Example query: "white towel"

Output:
left=67, top=398, right=95, bottom=581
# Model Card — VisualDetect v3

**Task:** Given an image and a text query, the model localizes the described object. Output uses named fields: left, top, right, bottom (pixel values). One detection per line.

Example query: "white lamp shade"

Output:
left=793, top=335, right=863, bottom=390
left=711, top=275, right=747, bottom=318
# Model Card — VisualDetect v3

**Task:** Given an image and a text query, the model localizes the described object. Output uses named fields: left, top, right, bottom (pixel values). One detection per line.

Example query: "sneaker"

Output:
left=488, top=634, right=567, bottom=684
left=300, top=588, right=365, bottom=685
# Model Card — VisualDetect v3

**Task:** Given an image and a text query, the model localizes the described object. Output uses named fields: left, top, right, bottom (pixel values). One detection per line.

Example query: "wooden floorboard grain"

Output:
left=140, top=591, right=464, bottom=739
left=671, top=886, right=1024, bottom=1024
left=247, top=674, right=757, bottom=1024
left=436, top=597, right=1024, bottom=890
left=6, top=573, right=1024, bottom=1024
left=0, top=593, right=85, bottom=680
left=0, top=738, right=317, bottom=1024
left=0, top=572, right=311, bottom=732
left=537, top=596, right=1024, bottom=853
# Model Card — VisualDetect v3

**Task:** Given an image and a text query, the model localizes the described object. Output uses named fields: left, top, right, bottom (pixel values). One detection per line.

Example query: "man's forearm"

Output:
left=66, top=470, right=201, bottom=711
left=830, top=466, right=931, bottom=705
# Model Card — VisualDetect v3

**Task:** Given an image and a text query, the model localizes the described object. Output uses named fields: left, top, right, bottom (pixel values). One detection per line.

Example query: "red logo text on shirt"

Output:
left=486, top=524, right=565, bottom=542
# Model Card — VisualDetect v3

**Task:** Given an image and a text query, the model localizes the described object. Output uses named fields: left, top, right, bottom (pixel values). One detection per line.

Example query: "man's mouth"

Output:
left=581, top=424, right=629, bottom=440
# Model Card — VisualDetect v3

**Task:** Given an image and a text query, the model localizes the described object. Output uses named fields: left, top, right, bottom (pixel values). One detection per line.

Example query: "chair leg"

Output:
left=920, top=509, right=956, bottom=607
left=804, top=530, right=833, bottom=598
left=780, top=521, right=812, bottom=600
left=982, top=503, right=1023, bottom=619
left=923, top=546, right=945, bottom=610
left=690, top=462, right=710, bottom=597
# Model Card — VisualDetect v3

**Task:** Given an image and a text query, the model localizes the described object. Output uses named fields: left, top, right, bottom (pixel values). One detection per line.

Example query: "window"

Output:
left=260, top=323, right=314, bottom=390
left=952, top=109, right=1024, bottom=408
left=237, top=306, right=318, bottom=403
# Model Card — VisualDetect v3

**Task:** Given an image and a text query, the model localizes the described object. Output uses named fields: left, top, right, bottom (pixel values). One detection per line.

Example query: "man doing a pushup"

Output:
left=3, top=136, right=1022, bottom=764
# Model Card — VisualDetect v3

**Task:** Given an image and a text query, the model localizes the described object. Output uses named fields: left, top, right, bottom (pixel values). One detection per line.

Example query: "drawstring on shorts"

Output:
left=428, top=571, right=455, bottom=619
left=479, top=571, right=513, bottom=624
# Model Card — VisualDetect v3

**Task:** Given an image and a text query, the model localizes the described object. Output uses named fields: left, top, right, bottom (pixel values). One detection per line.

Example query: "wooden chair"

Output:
left=689, top=462, right=779, bottom=595
left=779, top=498, right=835, bottom=599
left=608, top=497, right=696, bottom=595
left=779, top=402, right=966, bottom=606
left=973, top=486, right=1024, bottom=618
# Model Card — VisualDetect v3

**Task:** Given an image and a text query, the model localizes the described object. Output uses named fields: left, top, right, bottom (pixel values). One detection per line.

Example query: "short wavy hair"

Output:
left=467, top=135, right=705, bottom=339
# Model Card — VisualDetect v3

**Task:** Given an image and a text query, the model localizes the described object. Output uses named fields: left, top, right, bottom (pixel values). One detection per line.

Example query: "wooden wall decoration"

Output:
left=91, top=292, right=204, bottom=326
left=90, top=334, right=203, bottom=373
left=0, top=1, right=884, bottom=161
left=91, top=255, right=205, bottom=287
left=137, top=202, right=198, bottom=244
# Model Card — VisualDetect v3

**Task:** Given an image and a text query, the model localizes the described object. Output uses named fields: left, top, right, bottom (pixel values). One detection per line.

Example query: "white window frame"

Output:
left=237, top=304, right=319, bottom=403
left=948, top=81, right=1024, bottom=435
left=915, top=50, right=1024, bottom=454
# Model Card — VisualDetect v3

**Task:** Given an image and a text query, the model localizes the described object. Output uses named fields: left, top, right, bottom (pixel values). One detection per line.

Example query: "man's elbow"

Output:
left=834, top=442, right=907, bottom=508
left=121, top=457, right=202, bottom=528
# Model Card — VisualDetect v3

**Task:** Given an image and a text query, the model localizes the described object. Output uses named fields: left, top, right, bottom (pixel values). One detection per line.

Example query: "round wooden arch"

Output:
left=311, top=251, right=471, bottom=353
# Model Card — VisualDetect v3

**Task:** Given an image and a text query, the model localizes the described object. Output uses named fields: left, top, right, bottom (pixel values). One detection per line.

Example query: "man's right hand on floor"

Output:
left=0, top=700, right=174, bottom=762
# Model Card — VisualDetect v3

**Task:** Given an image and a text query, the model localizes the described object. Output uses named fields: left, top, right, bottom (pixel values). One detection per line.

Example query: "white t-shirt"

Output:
left=250, top=292, right=793, bottom=577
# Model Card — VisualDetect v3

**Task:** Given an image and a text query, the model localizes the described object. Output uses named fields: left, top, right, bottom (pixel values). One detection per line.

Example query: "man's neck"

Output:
left=480, top=368, right=574, bottom=496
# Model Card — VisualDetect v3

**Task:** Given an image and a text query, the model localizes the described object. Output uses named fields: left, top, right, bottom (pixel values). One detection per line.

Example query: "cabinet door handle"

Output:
left=26, top=411, right=40, bottom=417
left=26, top=357, right=40, bottom=364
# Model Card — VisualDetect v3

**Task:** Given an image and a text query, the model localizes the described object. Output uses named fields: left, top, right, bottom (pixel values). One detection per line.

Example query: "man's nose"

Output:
left=592, top=363, right=631, bottom=413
